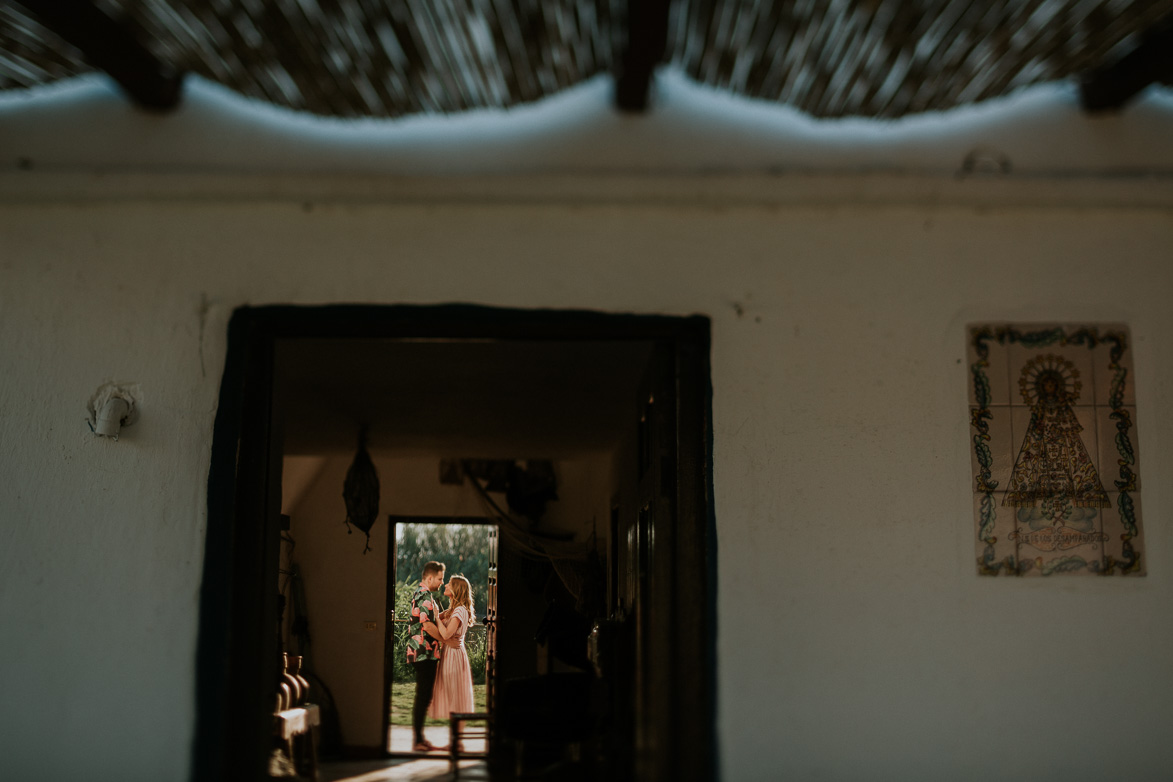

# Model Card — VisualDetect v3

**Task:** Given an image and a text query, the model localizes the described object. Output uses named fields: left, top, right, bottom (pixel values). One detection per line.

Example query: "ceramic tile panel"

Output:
left=1096, top=406, right=1140, bottom=492
left=1090, top=322, right=1135, bottom=407
left=967, top=324, right=1143, bottom=577
left=967, top=334, right=1012, bottom=407
left=1006, top=342, right=1096, bottom=409
left=1100, top=492, right=1145, bottom=576
left=970, top=405, right=1014, bottom=494
left=1010, top=499, right=1105, bottom=577
left=974, top=492, right=1018, bottom=575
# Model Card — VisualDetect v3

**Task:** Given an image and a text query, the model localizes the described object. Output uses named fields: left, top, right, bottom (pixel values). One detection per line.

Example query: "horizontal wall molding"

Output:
left=3, top=171, right=1173, bottom=210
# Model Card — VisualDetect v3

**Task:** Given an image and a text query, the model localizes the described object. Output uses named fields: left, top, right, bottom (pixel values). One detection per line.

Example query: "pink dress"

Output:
left=428, top=606, right=475, bottom=718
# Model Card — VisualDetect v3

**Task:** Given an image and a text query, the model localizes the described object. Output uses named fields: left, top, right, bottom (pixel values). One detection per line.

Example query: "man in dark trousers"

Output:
left=407, top=560, right=446, bottom=751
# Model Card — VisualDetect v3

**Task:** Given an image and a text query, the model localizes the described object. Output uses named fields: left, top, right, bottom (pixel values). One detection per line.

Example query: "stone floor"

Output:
left=320, top=757, right=488, bottom=782
left=319, top=726, right=488, bottom=782
left=388, top=725, right=487, bottom=754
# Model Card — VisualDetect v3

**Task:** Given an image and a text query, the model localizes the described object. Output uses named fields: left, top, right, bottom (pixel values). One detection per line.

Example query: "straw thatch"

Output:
left=1, top=1, right=1170, bottom=119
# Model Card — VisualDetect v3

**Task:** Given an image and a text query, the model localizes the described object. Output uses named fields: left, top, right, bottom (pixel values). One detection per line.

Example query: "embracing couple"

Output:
left=405, top=560, right=476, bottom=752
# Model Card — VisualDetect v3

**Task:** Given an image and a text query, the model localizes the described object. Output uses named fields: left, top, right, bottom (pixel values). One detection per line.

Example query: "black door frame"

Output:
left=194, top=303, right=716, bottom=782
left=384, top=514, right=498, bottom=758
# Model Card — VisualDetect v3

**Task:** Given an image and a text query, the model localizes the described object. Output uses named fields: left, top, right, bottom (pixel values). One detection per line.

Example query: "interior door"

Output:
left=197, top=311, right=286, bottom=782
left=485, top=525, right=498, bottom=718
left=627, top=334, right=713, bottom=782
left=633, top=341, right=676, bottom=782
left=382, top=518, right=399, bottom=753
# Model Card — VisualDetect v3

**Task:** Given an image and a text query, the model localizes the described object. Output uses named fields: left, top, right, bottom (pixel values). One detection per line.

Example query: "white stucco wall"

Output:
left=1, top=71, right=1172, bottom=782
left=1, top=181, right=1170, bottom=781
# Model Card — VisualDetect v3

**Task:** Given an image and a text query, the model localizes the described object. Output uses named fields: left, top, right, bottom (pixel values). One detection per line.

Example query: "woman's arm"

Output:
left=436, top=607, right=466, bottom=640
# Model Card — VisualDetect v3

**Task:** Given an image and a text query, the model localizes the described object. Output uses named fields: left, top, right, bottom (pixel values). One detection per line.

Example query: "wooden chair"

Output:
left=448, top=711, right=491, bottom=780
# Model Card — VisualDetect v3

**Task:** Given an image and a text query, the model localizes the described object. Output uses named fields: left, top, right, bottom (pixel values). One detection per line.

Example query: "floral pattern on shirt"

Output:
left=405, top=585, right=444, bottom=664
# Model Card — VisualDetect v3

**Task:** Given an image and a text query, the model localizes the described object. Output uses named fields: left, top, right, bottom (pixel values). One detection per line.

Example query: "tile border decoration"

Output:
left=969, top=324, right=1142, bottom=576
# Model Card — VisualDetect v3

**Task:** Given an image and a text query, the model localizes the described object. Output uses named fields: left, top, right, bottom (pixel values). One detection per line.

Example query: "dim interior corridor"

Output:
left=252, top=315, right=710, bottom=780
left=202, top=307, right=713, bottom=781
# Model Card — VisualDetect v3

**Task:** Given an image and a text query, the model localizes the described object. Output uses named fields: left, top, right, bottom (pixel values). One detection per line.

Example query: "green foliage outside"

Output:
left=389, top=683, right=487, bottom=726
left=391, top=523, right=492, bottom=688
left=396, top=522, right=490, bottom=614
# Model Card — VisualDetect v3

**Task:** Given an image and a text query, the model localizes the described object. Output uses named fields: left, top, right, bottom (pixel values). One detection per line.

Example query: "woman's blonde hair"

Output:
left=447, top=574, right=475, bottom=626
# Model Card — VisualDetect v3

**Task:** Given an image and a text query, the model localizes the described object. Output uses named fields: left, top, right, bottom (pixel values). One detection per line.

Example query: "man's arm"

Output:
left=416, top=592, right=442, bottom=640
left=423, top=615, right=459, bottom=646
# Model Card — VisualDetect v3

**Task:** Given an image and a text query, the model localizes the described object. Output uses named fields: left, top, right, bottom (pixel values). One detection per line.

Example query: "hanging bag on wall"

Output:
left=342, top=427, right=380, bottom=553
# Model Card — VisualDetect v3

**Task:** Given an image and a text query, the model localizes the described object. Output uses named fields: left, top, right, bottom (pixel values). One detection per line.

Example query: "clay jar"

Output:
left=290, top=656, right=310, bottom=704
left=281, top=652, right=302, bottom=707
left=276, top=668, right=292, bottom=713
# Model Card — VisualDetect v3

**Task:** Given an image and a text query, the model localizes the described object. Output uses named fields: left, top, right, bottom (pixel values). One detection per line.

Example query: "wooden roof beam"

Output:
left=615, top=0, right=673, bottom=112
left=1080, top=16, right=1173, bottom=113
left=13, top=0, right=183, bottom=111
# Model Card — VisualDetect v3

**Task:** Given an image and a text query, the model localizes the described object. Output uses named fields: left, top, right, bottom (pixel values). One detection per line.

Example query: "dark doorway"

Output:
left=195, top=304, right=715, bottom=782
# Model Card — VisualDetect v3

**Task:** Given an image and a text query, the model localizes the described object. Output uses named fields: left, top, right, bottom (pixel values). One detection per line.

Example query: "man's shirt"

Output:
left=406, top=585, right=443, bottom=664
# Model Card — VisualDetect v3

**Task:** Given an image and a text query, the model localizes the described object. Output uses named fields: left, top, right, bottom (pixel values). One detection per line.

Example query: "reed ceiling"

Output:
left=2, top=1, right=1171, bottom=120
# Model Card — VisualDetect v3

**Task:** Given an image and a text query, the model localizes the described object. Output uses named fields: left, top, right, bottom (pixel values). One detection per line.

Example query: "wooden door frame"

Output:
left=195, top=303, right=715, bottom=782
left=383, top=514, right=497, bottom=758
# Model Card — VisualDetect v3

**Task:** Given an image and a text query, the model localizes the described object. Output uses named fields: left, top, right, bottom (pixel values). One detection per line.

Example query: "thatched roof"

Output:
left=2, top=1, right=1171, bottom=119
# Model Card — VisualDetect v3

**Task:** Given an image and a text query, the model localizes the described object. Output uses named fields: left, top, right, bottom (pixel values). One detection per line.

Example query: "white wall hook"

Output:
left=88, top=383, right=139, bottom=440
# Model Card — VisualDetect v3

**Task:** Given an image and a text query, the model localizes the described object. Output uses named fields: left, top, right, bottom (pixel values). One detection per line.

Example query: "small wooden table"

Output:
left=448, top=711, right=490, bottom=779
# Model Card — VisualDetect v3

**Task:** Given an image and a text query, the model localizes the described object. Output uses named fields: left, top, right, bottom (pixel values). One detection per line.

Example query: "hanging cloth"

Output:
left=342, top=428, right=380, bottom=553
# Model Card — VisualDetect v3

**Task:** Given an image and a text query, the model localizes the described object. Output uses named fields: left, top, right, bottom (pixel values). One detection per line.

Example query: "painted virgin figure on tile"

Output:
left=1003, top=354, right=1109, bottom=532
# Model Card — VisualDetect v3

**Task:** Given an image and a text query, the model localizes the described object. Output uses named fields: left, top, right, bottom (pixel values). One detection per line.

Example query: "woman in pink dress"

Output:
left=428, top=574, right=476, bottom=722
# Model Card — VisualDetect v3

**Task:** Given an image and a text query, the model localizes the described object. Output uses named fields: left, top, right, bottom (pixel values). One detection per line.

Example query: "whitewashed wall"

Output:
left=0, top=173, right=1171, bottom=781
